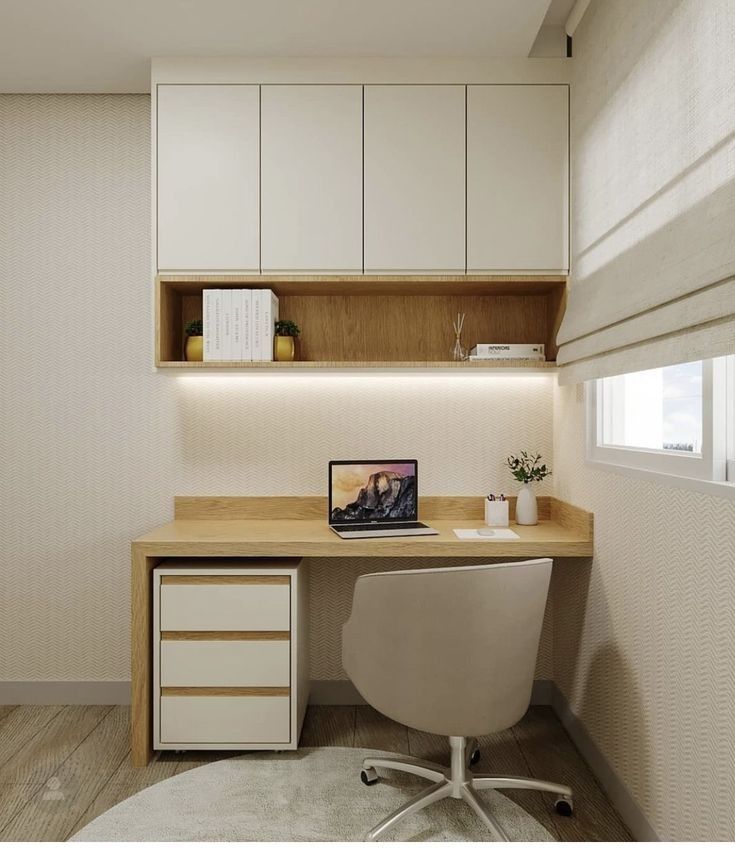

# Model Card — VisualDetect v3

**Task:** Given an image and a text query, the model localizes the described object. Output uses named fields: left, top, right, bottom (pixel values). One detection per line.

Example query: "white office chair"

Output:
left=342, top=558, right=573, bottom=841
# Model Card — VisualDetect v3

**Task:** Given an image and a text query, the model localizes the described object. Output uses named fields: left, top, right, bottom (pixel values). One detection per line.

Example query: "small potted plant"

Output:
left=274, top=319, right=300, bottom=362
left=184, top=319, right=203, bottom=362
left=506, top=452, right=551, bottom=526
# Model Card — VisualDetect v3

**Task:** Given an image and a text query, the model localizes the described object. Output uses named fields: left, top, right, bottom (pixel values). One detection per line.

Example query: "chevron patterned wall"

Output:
left=0, top=94, right=554, bottom=684
left=553, top=1, right=735, bottom=839
left=553, top=384, right=735, bottom=841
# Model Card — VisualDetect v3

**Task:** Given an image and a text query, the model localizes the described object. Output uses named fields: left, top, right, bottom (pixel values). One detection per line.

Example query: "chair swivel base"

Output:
left=359, top=735, right=573, bottom=841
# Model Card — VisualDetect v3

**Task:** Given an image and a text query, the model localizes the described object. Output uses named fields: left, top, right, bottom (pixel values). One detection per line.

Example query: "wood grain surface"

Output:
left=161, top=630, right=290, bottom=641
left=156, top=274, right=566, bottom=366
left=160, top=687, right=290, bottom=697
left=160, top=574, right=290, bottom=585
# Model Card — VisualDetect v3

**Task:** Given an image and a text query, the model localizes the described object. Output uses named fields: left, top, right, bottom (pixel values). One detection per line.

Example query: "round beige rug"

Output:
left=71, top=747, right=555, bottom=842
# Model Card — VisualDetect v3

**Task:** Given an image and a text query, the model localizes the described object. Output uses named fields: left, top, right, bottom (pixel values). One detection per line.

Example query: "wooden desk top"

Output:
left=133, top=496, right=593, bottom=558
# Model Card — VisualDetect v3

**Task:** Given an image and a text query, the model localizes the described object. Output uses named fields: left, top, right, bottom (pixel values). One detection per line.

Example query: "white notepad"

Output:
left=453, top=528, right=520, bottom=540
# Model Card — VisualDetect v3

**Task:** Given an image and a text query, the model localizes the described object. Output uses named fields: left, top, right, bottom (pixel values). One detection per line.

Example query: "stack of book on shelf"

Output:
left=202, top=289, right=279, bottom=361
left=469, top=343, right=546, bottom=362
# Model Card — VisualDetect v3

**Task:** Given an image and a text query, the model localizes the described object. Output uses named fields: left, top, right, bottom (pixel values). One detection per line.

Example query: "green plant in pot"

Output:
left=184, top=319, right=203, bottom=362
left=274, top=320, right=300, bottom=362
left=506, top=451, right=551, bottom=526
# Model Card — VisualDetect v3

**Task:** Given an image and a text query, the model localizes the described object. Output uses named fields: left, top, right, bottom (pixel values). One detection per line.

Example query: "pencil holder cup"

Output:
left=485, top=499, right=509, bottom=528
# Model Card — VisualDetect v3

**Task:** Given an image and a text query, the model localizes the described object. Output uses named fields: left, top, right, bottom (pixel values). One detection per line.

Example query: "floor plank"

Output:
left=0, top=706, right=130, bottom=842
left=0, top=705, right=111, bottom=833
left=0, top=706, right=65, bottom=772
left=300, top=705, right=356, bottom=748
left=0, top=707, right=18, bottom=727
left=354, top=705, right=410, bottom=755
left=70, top=752, right=179, bottom=836
left=0, top=705, right=110, bottom=785
left=0, top=782, right=45, bottom=836
left=513, top=706, right=631, bottom=841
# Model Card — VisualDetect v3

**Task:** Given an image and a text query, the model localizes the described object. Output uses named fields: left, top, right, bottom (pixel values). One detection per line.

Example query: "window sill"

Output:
left=585, top=457, right=735, bottom=500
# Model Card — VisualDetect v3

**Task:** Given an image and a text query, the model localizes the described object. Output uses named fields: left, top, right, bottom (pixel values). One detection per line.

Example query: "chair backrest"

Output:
left=342, top=559, right=552, bottom=738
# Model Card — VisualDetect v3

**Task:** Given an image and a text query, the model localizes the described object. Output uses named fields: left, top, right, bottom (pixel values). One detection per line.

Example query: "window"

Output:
left=589, top=356, right=733, bottom=485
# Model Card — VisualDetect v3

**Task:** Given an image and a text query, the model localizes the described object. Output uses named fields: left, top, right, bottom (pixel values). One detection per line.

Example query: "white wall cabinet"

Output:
left=261, top=85, right=362, bottom=273
left=363, top=85, right=466, bottom=273
left=157, top=85, right=260, bottom=272
left=467, top=85, right=569, bottom=273
left=154, top=81, right=569, bottom=276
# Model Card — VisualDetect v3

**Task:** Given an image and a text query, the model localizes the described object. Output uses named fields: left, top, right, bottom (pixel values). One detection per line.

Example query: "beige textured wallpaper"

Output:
left=0, top=94, right=555, bottom=683
left=553, top=384, right=735, bottom=841
left=554, top=0, right=735, bottom=839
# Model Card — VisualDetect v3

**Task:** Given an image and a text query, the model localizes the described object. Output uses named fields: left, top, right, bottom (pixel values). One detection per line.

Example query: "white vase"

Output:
left=515, top=484, right=538, bottom=526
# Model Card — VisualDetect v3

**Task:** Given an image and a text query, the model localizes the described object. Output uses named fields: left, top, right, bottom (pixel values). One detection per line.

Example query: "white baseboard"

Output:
left=0, top=680, right=130, bottom=705
left=309, top=680, right=367, bottom=705
left=308, top=678, right=553, bottom=706
left=550, top=683, right=659, bottom=841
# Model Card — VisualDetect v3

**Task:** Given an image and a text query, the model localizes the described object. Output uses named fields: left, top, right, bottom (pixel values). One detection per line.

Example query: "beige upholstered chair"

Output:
left=342, top=559, right=573, bottom=841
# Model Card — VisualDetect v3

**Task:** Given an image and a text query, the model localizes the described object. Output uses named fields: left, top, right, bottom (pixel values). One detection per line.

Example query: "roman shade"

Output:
left=557, top=0, right=735, bottom=385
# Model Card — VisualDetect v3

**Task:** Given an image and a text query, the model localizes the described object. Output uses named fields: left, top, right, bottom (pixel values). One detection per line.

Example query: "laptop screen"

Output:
left=329, top=460, right=418, bottom=524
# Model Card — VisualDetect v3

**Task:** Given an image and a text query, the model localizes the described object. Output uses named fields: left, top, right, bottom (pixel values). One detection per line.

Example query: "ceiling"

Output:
left=0, top=0, right=569, bottom=93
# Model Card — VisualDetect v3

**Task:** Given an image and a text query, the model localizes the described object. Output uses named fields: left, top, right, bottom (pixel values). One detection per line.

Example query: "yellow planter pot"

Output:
left=185, top=335, right=204, bottom=362
left=274, top=336, right=296, bottom=362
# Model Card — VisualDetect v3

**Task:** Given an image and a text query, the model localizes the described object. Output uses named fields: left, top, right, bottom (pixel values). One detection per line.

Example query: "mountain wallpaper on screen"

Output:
left=331, top=469, right=416, bottom=521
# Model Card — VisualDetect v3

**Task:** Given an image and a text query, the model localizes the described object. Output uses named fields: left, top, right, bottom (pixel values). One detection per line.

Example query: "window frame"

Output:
left=587, top=358, right=729, bottom=485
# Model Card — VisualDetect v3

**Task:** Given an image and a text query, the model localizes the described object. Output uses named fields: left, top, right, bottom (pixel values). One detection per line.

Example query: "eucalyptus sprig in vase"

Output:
left=506, top=452, right=551, bottom=526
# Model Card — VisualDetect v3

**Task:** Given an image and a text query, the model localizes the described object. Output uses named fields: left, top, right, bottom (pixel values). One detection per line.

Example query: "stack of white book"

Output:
left=469, top=343, right=546, bottom=361
left=202, top=289, right=279, bottom=361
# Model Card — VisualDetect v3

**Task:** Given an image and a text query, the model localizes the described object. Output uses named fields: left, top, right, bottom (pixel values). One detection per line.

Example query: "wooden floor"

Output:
left=0, top=704, right=631, bottom=842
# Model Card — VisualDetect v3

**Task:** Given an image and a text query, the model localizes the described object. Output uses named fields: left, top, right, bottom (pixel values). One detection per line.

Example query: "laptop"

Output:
left=328, top=459, right=439, bottom=539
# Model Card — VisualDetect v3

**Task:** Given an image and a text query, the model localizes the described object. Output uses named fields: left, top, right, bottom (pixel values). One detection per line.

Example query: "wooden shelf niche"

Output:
left=156, top=275, right=566, bottom=370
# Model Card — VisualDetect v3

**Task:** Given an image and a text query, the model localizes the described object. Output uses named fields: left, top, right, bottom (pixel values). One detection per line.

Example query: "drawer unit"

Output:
left=153, top=561, right=308, bottom=751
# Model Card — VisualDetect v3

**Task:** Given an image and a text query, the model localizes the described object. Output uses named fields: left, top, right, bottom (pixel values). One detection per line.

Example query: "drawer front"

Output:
left=160, top=580, right=290, bottom=631
left=160, top=695, right=290, bottom=745
left=160, top=639, right=290, bottom=687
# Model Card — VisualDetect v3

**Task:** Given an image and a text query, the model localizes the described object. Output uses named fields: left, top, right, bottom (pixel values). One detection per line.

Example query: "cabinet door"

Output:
left=364, top=85, right=465, bottom=273
left=467, top=85, right=569, bottom=273
left=157, top=85, right=260, bottom=272
left=261, top=85, right=362, bottom=273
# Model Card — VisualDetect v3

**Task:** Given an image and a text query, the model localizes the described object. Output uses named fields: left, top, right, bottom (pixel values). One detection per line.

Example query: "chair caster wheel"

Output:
left=554, top=795, right=574, bottom=816
left=470, top=747, right=481, bottom=766
left=361, top=767, right=379, bottom=786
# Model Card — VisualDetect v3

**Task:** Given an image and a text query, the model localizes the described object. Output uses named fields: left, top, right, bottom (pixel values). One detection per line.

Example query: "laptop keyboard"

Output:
left=339, top=522, right=428, bottom=532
